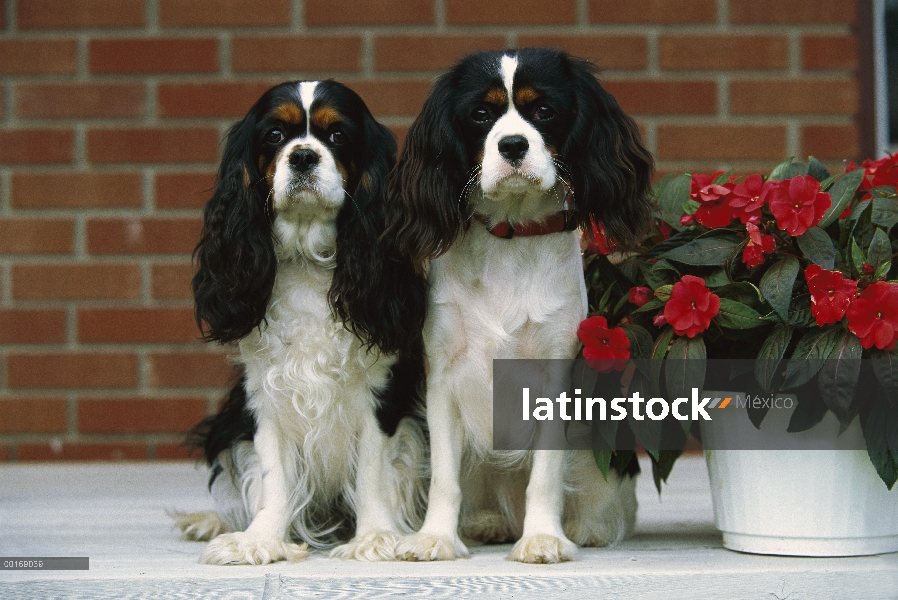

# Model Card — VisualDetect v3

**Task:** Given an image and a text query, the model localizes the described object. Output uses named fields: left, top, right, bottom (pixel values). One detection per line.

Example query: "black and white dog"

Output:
left=173, top=80, right=428, bottom=565
left=356, top=49, right=653, bottom=563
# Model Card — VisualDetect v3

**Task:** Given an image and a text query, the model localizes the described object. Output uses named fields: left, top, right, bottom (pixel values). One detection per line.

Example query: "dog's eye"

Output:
left=329, top=130, right=348, bottom=145
left=264, top=129, right=284, bottom=144
left=470, top=107, right=493, bottom=123
left=533, top=105, right=556, bottom=121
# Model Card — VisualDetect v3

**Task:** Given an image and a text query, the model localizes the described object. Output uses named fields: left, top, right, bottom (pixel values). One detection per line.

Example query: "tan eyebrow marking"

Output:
left=311, top=105, right=343, bottom=130
left=483, top=88, right=507, bottom=106
left=515, top=86, right=540, bottom=105
left=272, top=103, right=305, bottom=126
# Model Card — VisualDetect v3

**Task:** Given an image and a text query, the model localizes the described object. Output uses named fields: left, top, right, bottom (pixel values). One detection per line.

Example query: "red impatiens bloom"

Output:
left=577, top=316, right=630, bottom=373
left=728, top=174, right=772, bottom=224
left=691, top=171, right=734, bottom=228
left=768, top=175, right=832, bottom=236
left=663, top=275, right=721, bottom=338
left=585, top=219, right=616, bottom=255
left=846, top=281, right=898, bottom=350
left=741, top=222, right=777, bottom=268
left=847, top=152, right=898, bottom=201
left=805, top=265, right=858, bottom=326
left=628, top=286, right=652, bottom=307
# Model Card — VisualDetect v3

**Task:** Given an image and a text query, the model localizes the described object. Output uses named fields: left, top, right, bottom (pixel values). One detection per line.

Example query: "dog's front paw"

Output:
left=169, top=510, right=229, bottom=542
left=507, top=534, right=578, bottom=564
left=330, top=531, right=399, bottom=561
left=395, top=532, right=470, bottom=561
left=199, top=532, right=309, bottom=565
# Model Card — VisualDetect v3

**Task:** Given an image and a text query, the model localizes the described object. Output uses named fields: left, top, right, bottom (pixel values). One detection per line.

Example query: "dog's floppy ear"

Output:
left=192, top=109, right=277, bottom=344
left=384, top=73, right=470, bottom=267
left=562, top=57, right=654, bottom=251
left=329, top=109, right=427, bottom=355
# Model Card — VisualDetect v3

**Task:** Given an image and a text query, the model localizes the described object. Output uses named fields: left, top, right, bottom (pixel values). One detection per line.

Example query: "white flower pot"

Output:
left=701, top=391, right=898, bottom=556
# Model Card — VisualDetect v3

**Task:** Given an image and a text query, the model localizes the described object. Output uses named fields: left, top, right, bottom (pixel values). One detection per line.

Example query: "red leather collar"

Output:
left=475, top=186, right=576, bottom=239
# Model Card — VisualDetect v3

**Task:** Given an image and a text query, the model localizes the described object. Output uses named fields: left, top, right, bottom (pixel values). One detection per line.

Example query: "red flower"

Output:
left=848, top=152, right=898, bottom=200
left=659, top=221, right=674, bottom=240
left=847, top=281, right=898, bottom=350
left=577, top=316, right=630, bottom=373
left=653, top=312, right=668, bottom=327
left=628, top=286, right=652, bottom=307
left=691, top=172, right=734, bottom=228
left=585, top=219, right=616, bottom=255
left=741, top=222, right=777, bottom=268
left=679, top=214, right=695, bottom=226
left=768, top=175, right=832, bottom=236
left=805, top=265, right=858, bottom=326
left=729, top=174, right=773, bottom=224
left=663, top=275, right=721, bottom=338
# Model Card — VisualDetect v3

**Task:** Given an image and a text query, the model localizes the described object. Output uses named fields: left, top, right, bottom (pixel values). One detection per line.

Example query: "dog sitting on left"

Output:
left=172, top=80, right=428, bottom=565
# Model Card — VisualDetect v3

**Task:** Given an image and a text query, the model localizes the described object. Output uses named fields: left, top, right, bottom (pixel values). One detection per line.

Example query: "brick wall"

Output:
left=0, top=0, right=864, bottom=460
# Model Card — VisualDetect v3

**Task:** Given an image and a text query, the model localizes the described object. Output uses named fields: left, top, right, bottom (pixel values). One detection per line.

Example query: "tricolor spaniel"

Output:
left=357, top=48, right=654, bottom=563
left=172, top=80, right=428, bottom=565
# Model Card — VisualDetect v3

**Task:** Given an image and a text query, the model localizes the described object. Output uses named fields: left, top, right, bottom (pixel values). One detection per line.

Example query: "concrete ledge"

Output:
left=2, top=456, right=897, bottom=599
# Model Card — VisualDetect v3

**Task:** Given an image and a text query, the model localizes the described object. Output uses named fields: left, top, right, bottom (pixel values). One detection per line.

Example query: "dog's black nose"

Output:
left=498, top=135, right=529, bottom=162
left=288, top=148, right=319, bottom=171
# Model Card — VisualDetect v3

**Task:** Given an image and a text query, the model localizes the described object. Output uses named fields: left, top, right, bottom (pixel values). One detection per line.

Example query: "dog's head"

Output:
left=386, top=48, right=654, bottom=264
left=193, top=80, right=397, bottom=345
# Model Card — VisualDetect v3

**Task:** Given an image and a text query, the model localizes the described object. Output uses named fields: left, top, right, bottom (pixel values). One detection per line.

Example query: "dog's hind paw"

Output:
left=199, top=531, right=309, bottom=565
left=330, top=531, right=400, bottom=561
left=169, top=510, right=230, bottom=542
left=395, top=532, right=470, bottom=561
left=507, top=534, right=578, bottom=564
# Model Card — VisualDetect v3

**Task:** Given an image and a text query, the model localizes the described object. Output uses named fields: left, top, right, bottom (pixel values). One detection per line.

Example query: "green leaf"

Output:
left=851, top=237, right=867, bottom=275
left=868, top=227, right=892, bottom=272
left=807, top=156, right=830, bottom=182
left=871, top=348, right=898, bottom=406
left=715, top=298, right=764, bottom=329
left=632, top=298, right=664, bottom=315
left=796, top=228, right=836, bottom=270
left=665, top=335, right=706, bottom=434
left=657, top=173, right=692, bottom=230
left=621, top=324, right=654, bottom=361
left=819, top=168, right=866, bottom=228
left=661, top=232, right=743, bottom=266
left=760, top=257, right=799, bottom=320
left=769, top=157, right=803, bottom=180
left=650, top=327, right=675, bottom=397
left=863, top=395, right=898, bottom=490
left=755, top=323, right=794, bottom=390
left=651, top=449, right=683, bottom=494
left=782, top=327, right=843, bottom=390
left=817, top=332, right=862, bottom=425
left=715, top=281, right=763, bottom=306
left=871, top=197, right=898, bottom=230
left=593, top=448, right=612, bottom=481
left=703, top=269, right=731, bottom=288
left=654, top=284, right=673, bottom=301
left=787, top=392, right=829, bottom=433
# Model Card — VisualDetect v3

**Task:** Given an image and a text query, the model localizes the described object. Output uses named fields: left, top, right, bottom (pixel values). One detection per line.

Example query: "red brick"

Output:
left=730, top=79, right=858, bottom=116
left=350, top=80, right=431, bottom=117
left=15, top=83, right=145, bottom=119
left=0, top=219, right=73, bottom=254
left=90, top=38, right=218, bottom=75
left=0, top=398, right=68, bottom=433
left=0, top=130, right=74, bottom=165
left=87, top=127, right=219, bottom=164
left=730, top=0, right=855, bottom=24
left=8, top=353, right=138, bottom=389
left=0, top=40, right=78, bottom=75
left=447, top=0, right=575, bottom=24
left=375, top=35, right=506, bottom=72
left=18, top=0, right=144, bottom=28
left=232, top=36, right=361, bottom=73
left=305, top=0, right=432, bottom=25
left=12, top=172, right=143, bottom=209
left=12, top=264, right=142, bottom=300
left=657, top=125, right=787, bottom=161
left=155, top=443, right=197, bottom=459
left=148, top=352, right=236, bottom=388
left=590, top=0, right=715, bottom=23
left=660, top=35, right=789, bottom=71
left=152, top=263, right=194, bottom=299
left=18, top=442, right=147, bottom=461
left=78, top=307, right=198, bottom=343
left=87, top=217, right=202, bottom=255
left=516, top=35, right=647, bottom=71
left=158, top=82, right=276, bottom=118
left=602, top=80, right=716, bottom=115
left=0, top=309, right=67, bottom=343
left=78, top=397, right=206, bottom=434
left=155, top=172, right=216, bottom=209
left=160, top=0, right=289, bottom=26
left=803, top=35, right=858, bottom=70
left=802, top=124, right=860, bottom=161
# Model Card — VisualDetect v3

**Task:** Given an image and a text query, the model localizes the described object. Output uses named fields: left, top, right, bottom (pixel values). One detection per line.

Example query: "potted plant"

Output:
left=578, top=152, right=898, bottom=555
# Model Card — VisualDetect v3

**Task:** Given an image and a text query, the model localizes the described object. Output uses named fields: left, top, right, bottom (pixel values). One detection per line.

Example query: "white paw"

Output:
left=169, top=510, right=229, bottom=542
left=395, top=532, right=470, bottom=561
left=199, top=531, right=309, bottom=565
left=329, top=531, right=400, bottom=561
left=507, top=534, right=579, bottom=564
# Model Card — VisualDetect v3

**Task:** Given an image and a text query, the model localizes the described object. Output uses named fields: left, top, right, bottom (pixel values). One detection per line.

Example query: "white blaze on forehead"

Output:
left=298, top=81, right=319, bottom=136
left=500, top=55, right=517, bottom=108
